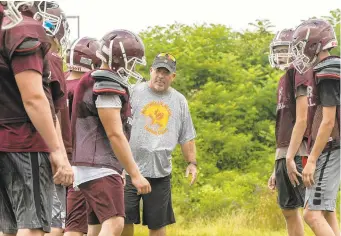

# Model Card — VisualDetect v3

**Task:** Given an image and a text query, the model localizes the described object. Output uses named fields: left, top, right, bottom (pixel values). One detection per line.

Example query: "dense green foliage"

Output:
left=136, top=9, right=341, bottom=221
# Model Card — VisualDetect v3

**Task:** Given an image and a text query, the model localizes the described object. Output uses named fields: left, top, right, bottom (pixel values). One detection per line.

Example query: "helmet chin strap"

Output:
left=310, top=55, right=318, bottom=67
left=51, top=37, right=61, bottom=54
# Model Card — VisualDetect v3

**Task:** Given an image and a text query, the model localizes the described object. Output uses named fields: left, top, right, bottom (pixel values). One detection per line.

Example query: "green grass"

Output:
left=133, top=213, right=316, bottom=236
left=132, top=191, right=339, bottom=236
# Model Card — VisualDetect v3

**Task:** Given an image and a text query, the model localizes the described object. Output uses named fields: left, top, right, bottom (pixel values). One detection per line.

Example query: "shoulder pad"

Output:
left=13, top=39, right=42, bottom=56
left=314, top=56, right=340, bottom=72
left=4, top=16, right=50, bottom=58
left=93, top=80, right=127, bottom=95
left=91, top=69, right=129, bottom=88
left=314, top=57, right=340, bottom=84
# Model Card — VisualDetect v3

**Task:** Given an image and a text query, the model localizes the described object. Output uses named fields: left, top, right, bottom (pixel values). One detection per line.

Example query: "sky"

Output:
left=58, top=0, right=340, bottom=43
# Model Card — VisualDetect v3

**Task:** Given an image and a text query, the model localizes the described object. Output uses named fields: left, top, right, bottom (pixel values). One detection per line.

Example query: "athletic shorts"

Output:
left=124, top=174, right=175, bottom=230
left=51, top=184, right=66, bottom=229
left=275, top=156, right=306, bottom=209
left=0, top=152, right=53, bottom=234
left=79, top=174, right=125, bottom=224
left=304, top=149, right=340, bottom=211
left=65, top=186, right=88, bottom=233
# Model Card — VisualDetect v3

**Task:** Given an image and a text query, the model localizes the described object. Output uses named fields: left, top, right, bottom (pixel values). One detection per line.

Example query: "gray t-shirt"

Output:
left=129, top=82, right=196, bottom=178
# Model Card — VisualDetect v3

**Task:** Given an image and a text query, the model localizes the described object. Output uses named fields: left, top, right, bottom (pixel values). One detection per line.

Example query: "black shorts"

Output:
left=275, top=156, right=306, bottom=209
left=124, top=174, right=175, bottom=230
left=0, top=152, right=53, bottom=234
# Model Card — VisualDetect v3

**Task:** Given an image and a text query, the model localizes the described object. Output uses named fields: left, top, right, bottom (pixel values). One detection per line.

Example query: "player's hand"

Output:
left=131, top=174, right=151, bottom=195
left=50, top=149, right=74, bottom=186
left=286, top=158, right=302, bottom=187
left=302, top=159, right=316, bottom=188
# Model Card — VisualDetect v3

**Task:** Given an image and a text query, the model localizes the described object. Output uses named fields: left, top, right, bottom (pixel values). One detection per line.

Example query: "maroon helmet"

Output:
left=292, top=18, right=338, bottom=74
left=0, top=1, right=56, bottom=29
left=44, top=3, right=70, bottom=52
left=66, top=36, right=101, bottom=72
left=96, top=29, right=146, bottom=85
left=268, top=28, right=294, bottom=70
left=0, top=1, right=22, bottom=29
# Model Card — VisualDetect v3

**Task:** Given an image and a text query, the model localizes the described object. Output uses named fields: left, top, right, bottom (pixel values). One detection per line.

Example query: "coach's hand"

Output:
left=132, top=174, right=151, bottom=195
left=185, top=163, right=197, bottom=185
left=50, top=149, right=74, bottom=186
left=267, top=171, right=276, bottom=191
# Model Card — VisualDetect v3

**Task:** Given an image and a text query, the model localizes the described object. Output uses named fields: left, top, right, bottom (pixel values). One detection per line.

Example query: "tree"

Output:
left=133, top=9, right=340, bottom=219
left=322, top=9, right=340, bottom=27
left=248, top=19, right=275, bottom=34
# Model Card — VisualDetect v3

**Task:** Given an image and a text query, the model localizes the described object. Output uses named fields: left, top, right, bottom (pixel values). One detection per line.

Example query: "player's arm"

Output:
left=285, top=86, right=308, bottom=186
left=92, top=70, right=150, bottom=193
left=286, top=86, right=308, bottom=161
left=97, top=95, right=150, bottom=194
left=98, top=106, right=140, bottom=176
left=309, top=107, right=336, bottom=162
left=308, top=79, right=339, bottom=162
left=55, top=112, right=67, bottom=159
left=13, top=46, right=62, bottom=153
left=92, top=71, right=141, bottom=176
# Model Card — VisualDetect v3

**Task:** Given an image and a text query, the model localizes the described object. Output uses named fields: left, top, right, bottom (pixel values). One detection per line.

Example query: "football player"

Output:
left=291, top=18, right=340, bottom=236
left=70, top=29, right=151, bottom=236
left=268, top=28, right=313, bottom=236
left=63, top=36, right=101, bottom=236
left=0, top=2, right=73, bottom=235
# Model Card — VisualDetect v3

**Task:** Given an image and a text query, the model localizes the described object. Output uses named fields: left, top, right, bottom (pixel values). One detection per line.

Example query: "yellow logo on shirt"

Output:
left=141, top=101, right=171, bottom=135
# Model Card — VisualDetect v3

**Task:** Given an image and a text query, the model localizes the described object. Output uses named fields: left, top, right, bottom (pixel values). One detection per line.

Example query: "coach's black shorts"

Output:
left=0, top=152, right=54, bottom=234
left=124, top=174, right=175, bottom=230
left=275, top=156, right=306, bottom=209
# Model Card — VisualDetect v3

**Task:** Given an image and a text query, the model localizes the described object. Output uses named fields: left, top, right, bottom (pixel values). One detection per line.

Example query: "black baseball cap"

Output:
left=151, top=52, right=176, bottom=73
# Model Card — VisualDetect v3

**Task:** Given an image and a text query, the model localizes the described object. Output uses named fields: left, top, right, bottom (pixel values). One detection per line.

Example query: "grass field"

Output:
left=133, top=214, right=316, bottom=236
left=132, top=191, right=340, bottom=236
left=0, top=190, right=338, bottom=235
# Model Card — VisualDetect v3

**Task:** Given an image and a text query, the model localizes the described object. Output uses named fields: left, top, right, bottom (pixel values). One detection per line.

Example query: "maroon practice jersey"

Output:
left=66, top=79, right=80, bottom=119
left=61, top=78, right=80, bottom=161
left=49, top=51, right=67, bottom=111
left=275, top=67, right=313, bottom=148
left=305, top=56, right=340, bottom=153
left=0, top=15, right=57, bottom=152
left=71, top=70, right=132, bottom=173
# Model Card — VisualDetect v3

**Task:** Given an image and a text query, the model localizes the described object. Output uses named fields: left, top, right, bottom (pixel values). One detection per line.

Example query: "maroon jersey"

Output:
left=0, top=15, right=57, bottom=152
left=275, top=67, right=313, bottom=148
left=66, top=79, right=80, bottom=119
left=48, top=52, right=67, bottom=111
left=47, top=51, right=72, bottom=160
left=61, top=78, right=80, bottom=161
left=71, top=69, right=131, bottom=172
left=306, top=56, right=340, bottom=153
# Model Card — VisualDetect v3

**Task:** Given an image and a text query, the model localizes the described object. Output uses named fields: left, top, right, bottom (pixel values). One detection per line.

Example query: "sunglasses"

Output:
left=156, top=53, right=176, bottom=63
